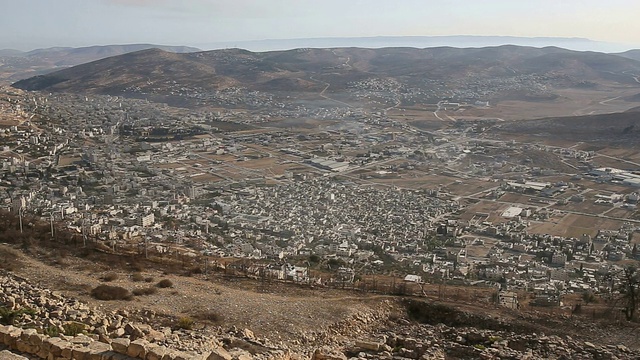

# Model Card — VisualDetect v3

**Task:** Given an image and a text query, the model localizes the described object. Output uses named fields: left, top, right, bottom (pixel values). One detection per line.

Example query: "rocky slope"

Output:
left=2, top=269, right=640, bottom=360
left=0, top=271, right=289, bottom=360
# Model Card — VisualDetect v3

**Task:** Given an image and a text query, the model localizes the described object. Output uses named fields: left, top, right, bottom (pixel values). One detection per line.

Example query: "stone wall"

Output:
left=0, top=323, right=290, bottom=360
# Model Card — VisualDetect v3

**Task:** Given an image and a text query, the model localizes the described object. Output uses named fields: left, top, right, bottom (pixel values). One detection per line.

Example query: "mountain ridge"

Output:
left=200, top=35, right=635, bottom=53
left=0, top=44, right=201, bottom=83
left=616, top=49, right=640, bottom=62
left=12, top=45, right=640, bottom=109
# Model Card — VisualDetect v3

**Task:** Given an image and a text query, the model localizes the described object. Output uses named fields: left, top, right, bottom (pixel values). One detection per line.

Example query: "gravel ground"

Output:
left=5, top=245, right=386, bottom=344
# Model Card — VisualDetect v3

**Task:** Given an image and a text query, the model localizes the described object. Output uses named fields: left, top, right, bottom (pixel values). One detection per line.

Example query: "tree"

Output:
left=620, top=266, right=640, bottom=321
left=582, top=290, right=596, bottom=304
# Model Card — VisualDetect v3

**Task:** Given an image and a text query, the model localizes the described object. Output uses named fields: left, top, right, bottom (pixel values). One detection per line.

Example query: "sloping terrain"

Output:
left=0, top=44, right=200, bottom=83
left=493, top=106, right=640, bottom=144
left=616, top=49, right=640, bottom=62
left=12, top=46, right=640, bottom=108
left=2, top=243, right=640, bottom=360
left=20, top=44, right=200, bottom=65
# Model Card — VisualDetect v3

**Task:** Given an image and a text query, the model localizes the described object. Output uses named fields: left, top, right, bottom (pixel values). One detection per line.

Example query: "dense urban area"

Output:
left=3, top=81, right=640, bottom=313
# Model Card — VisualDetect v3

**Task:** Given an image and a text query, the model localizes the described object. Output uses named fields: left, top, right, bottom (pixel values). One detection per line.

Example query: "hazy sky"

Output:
left=2, top=0, right=640, bottom=50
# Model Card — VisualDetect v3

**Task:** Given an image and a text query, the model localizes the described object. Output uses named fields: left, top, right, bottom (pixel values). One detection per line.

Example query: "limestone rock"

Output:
left=111, top=338, right=131, bottom=354
left=241, top=329, right=255, bottom=340
left=311, top=347, right=347, bottom=360
left=127, top=339, right=150, bottom=359
left=0, top=350, right=29, bottom=360
left=355, top=340, right=382, bottom=352
left=207, top=347, right=233, bottom=360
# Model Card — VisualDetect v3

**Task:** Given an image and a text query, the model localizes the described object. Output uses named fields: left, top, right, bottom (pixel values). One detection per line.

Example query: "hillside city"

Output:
left=3, top=84, right=640, bottom=312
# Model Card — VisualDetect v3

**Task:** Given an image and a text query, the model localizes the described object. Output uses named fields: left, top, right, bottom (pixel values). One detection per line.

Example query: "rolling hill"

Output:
left=616, top=49, right=640, bottom=62
left=18, top=44, right=200, bottom=66
left=204, top=35, right=631, bottom=53
left=0, top=44, right=200, bottom=83
left=11, top=45, right=640, bottom=109
left=0, top=49, right=24, bottom=57
left=493, top=106, right=640, bottom=144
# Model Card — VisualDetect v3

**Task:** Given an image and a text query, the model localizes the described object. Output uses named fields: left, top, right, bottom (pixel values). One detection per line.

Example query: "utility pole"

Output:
left=82, top=217, right=87, bottom=248
left=19, top=206, right=24, bottom=234
left=50, top=212, right=55, bottom=239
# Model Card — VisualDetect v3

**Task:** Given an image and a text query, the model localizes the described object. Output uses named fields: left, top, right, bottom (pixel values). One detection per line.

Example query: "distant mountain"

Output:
left=0, top=44, right=200, bottom=83
left=12, top=45, right=640, bottom=109
left=0, top=49, right=24, bottom=57
left=203, top=36, right=632, bottom=53
left=21, top=44, right=200, bottom=65
left=616, top=49, right=640, bottom=62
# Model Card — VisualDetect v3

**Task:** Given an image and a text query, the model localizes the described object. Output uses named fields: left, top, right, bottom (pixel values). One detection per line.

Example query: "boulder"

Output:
left=71, top=347, right=92, bottom=360
left=207, top=347, right=233, bottom=360
left=0, top=350, right=29, bottom=360
left=110, top=327, right=126, bottom=338
left=355, top=340, right=382, bottom=352
left=45, top=337, right=71, bottom=357
left=146, top=329, right=166, bottom=343
left=146, top=344, right=168, bottom=360
left=128, top=339, right=150, bottom=359
left=241, top=329, right=255, bottom=340
left=229, top=349, right=253, bottom=360
left=311, top=347, right=347, bottom=360
left=125, top=323, right=145, bottom=340
left=111, top=338, right=131, bottom=354
left=71, top=334, right=95, bottom=346
left=87, top=341, right=113, bottom=360
left=3, top=326, right=22, bottom=348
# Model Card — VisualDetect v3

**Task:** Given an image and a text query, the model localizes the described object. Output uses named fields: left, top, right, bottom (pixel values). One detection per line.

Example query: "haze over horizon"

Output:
left=1, top=0, right=640, bottom=52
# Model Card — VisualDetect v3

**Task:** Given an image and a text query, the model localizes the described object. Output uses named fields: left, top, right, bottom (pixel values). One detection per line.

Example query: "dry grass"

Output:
left=0, top=246, right=23, bottom=272
left=194, top=311, right=225, bottom=325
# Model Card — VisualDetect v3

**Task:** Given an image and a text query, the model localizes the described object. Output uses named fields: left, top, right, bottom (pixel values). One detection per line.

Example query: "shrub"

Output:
left=187, top=266, right=202, bottom=276
left=130, top=261, right=144, bottom=272
left=90, top=285, right=132, bottom=301
left=43, top=325, right=60, bottom=337
left=0, top=307, right=36, bottom=325
left=582, top=290, right=597, bottom=304
left=102, top=272, right=119, bottom=282
left=131, top=273, right=144, bottom=282
left=176, top=316, right=194, bottom=330
left=195, top=311, right=224, bottom=324
left=133, top=287, right=158, bottom=296
left=157, top=279, right=173, bottom=288
left=144, top=277, right=154, bottom=283
left=63, top=322, right=85, bottom=336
